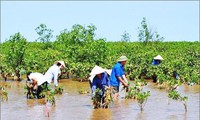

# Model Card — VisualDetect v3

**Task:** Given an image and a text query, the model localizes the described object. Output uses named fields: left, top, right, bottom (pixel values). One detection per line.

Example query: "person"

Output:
left=26, top=72, right=48, bottom=99
left=44, top=61, right=65, bottom=87
left=15, top=69, right=21, bottom=81
left=110, top=55, right=129, bottom=100
left=1, top=70, right=7, bottom=81
left=89, top=65, right=110, bottom=109
left=152, top=55, right=163, bottom=66
left=151, top=55, right=164, bottom=82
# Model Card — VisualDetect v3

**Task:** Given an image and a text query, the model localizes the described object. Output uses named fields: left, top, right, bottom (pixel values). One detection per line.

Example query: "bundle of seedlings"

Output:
left=40, top=85, right=55, bottom=106
left=54, top=86, right=64, bottom=94
left=102, top=87, right=113, bottom=108
left=24, top=83, right=37, bottom=99
left=92, top=88, right=102, bottom=109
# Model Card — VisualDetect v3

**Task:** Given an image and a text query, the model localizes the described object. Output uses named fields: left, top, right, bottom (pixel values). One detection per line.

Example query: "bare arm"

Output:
left=122, top=74, right=128, bottom=83
left=31, top=78, right=38, bottom=89
left=117, top=76, right=128, bottom=87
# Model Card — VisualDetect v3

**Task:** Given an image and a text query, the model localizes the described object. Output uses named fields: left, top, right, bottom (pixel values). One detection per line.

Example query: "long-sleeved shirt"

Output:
left=28, top=72, right=47, bottom=86
left=152, top=60, right=161, bottom=65
left=44, top=64, right=61, bottom=86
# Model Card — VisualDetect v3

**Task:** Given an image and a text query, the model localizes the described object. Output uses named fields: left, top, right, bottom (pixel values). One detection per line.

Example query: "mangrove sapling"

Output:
left=0, top=86, right=8, bottom=101
left=24, top=82, right=38, bottom=99
left=24, top=85, right=35, bottom=99
left=102, top=87, right=113, bottom=108
left=40, top=85, right=56, bottom=106
left=92, top=88, right=102, bottom=109
left=136, top=91, right=150, bottom=111
left=121, top=81, right=130, bottom=97
left=166, top=79, right=182, bottom=92
left=125, top=79, right=147, bottom=99
left=124, top=78, right=150, bottom=111
left=125, top=86, right=136, bottom=99
left=44, top=90, right=55, bottom=106
left=78, top=88, right=89, bottom=94
left=168, top=90, right=188, bottom=112
left=54, top=85, right=64, bottom=94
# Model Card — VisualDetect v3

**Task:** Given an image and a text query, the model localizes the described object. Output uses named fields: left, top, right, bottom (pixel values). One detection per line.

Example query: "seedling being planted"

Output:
left=91, top=88, right=102, bottom=109
left=54, top=86, right=64, bottom=94
left=40, top=85, right=55, bottom=106
left=102, top=87, right=113, bottom=108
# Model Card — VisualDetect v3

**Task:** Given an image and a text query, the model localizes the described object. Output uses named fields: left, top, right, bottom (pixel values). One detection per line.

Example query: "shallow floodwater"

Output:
left=0, top=79, right=199, bottom=120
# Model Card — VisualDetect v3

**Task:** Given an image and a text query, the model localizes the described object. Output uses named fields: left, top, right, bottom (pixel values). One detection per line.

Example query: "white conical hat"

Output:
left=89, top=65, right=105, bottom=76
left=105, top=69, right=112, bottom=76
left=89, top=65, right=106, bottom=82
left=154, top=55, right=164, bottom=60
left=54, top=61, right=66, bottom=68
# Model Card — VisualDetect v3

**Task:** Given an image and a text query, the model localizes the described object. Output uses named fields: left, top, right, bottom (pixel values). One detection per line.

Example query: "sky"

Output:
left=1, top=1, right=199, bottom=43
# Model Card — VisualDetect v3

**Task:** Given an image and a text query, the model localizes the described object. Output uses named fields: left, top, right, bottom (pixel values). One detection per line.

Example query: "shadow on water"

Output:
left=1, top=79, right=199, bottom=120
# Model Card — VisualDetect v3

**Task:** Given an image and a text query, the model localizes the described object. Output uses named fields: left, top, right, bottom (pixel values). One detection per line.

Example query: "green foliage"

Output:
left=0, top=86, right=8, bottom=102
left=78, top=88, right=89, bottom=94
left=0, top=23, right=199, bottom=86
left=125, top=78, right=150, bottom=111
left=24, top=84, right=35, bottom=99
left=125, top=79, right=147, bottom=99
left=168, top=90, right=188, bottom=112
left=56, top=24, right=107, bottom=65
left=40, top=85, right=55, bottom=106
left=35, top=24, right=53, bottom=43
left=91, top=87, right=113, bottom=109
left=1, top=32, right=27, bottom=73
left=54, top=86, right=64, bottom=94
left=121, top=31, right=131, bottom=42
left=35, top=24, right=53, bottom=49
left=136, top=91, right=150, bottom=111
left=138, top=17, right=164, bottom=44
left=92, top=88, right=102, bottom=109
left=102, top=87, right=113, bottom=108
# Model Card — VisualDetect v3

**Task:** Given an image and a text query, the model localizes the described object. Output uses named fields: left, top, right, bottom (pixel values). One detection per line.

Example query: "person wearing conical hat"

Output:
left=151, top=55, right=164, bottom=82
left=152, top=55, right=164, bottom=65
left=89, top=65, right=110, bottom=108
left=89, top=65, right=110, bottom=95
left=44, top=61, right=65, bottom=87
left=110, top=55, right=129, bottom=100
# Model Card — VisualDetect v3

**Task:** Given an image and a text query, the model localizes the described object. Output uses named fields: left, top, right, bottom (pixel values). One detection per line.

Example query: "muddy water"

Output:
left=1, top=79, right=199, bottom=120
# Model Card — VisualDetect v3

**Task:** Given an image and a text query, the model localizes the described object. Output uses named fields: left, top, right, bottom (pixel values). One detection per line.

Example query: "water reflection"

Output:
left=90, top=109, right=112, bottom=120
left=136, top=111, right=146, bottom=120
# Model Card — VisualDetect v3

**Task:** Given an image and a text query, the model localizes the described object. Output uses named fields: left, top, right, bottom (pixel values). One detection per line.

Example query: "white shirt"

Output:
left=28, top=73, right=47, bottom=86
left=44, top=64, right=61, bottom=86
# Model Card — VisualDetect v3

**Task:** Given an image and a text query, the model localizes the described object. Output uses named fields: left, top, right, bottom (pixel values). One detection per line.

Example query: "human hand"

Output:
left=92, top=93, right=95, bottom=98
left=33, top=85, right=38, bottom=90
left=123, top=82, right=128, bottom=87
left=104, top=86, right=109, bottom=90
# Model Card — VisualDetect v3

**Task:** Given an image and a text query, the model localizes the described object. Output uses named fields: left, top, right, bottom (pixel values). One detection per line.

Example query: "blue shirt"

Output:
left=152, top=60, right=161, bottom=65
left=92, top=72, right=110, bottom=93
left=110, top=62, right=125, bottom=87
